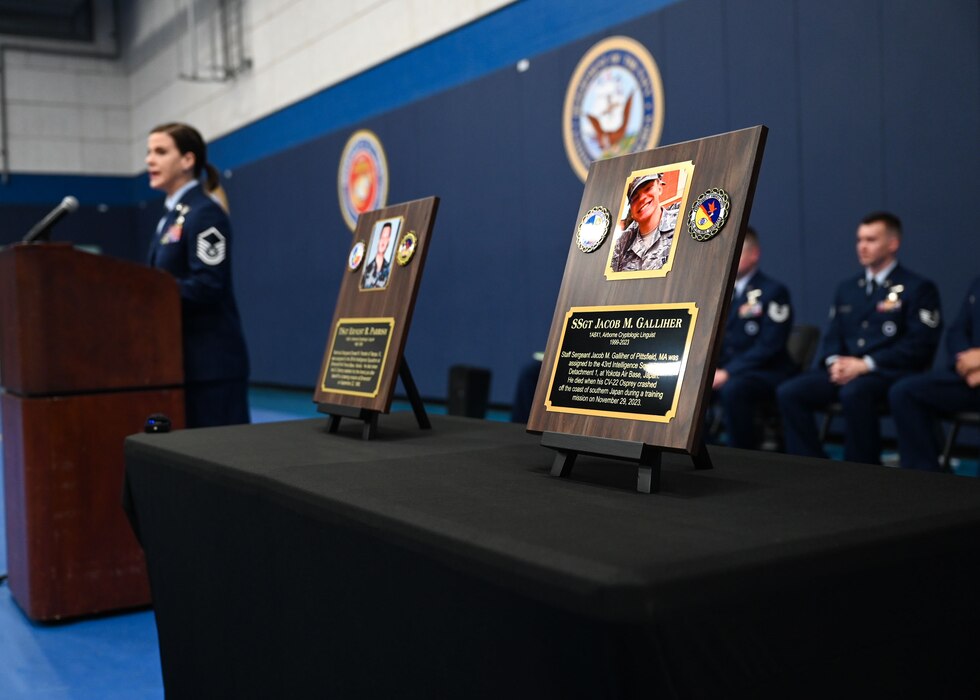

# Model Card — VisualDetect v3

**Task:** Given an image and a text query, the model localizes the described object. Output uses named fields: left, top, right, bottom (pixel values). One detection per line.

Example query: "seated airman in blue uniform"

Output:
left=889, top=275, right=980, bottom=470
left=777, top=212, right=942, bottom=464
left=713, top=227, right=796, bottom=448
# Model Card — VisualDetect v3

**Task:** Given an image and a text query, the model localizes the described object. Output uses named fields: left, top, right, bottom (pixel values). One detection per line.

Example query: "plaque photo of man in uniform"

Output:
left=360, top=217, right=402, bottom=291
left=606, top=162, right=693, bottom=280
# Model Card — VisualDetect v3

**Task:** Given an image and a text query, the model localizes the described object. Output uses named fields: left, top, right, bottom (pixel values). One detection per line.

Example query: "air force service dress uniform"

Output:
left=715, top=270, right=796, bottom=448
left=777, top=264, right=942, bottom=464
left=148, top=181, right=250, bottom=428
left=609, top=204, right=678, bottom=272
left=889, top=275, right=980, bottom=470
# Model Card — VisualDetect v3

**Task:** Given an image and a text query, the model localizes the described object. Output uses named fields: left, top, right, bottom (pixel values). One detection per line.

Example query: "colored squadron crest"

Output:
left=563, top=36, right=665, bottom=182
left=576, top=206, right=611, bottom=253
left=338, top=130, right=389, bottom=231
left=688, top=188, right=730, bottom=241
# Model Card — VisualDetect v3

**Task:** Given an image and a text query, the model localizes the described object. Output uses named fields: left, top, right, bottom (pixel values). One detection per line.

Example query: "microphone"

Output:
left=22, top=196, right=79, bottom=243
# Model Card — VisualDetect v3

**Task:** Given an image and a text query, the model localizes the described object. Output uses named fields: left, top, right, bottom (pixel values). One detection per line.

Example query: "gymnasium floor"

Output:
left=0, top=388, right=974, bottom=698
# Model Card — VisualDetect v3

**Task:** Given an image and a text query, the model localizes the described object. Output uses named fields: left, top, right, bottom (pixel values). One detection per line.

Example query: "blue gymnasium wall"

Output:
left=1, top=0, right=977, bottom=406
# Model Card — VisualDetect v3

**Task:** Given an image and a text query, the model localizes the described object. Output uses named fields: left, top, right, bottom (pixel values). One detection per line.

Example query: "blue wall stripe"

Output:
left=209, top=0, right=680, bottom=171
left=0, top=173, right=148, bottom=206
left=0, top=0, right=680, bottom=207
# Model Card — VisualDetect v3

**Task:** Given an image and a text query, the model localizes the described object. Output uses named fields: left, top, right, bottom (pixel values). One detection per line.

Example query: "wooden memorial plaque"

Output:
left=527, top=127, right=767, bottom=491
left=314, top=197, right=439, bottom=438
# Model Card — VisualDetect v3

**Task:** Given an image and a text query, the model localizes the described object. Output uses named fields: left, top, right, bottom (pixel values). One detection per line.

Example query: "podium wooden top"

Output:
left=0, top=243, right=183, bottom=395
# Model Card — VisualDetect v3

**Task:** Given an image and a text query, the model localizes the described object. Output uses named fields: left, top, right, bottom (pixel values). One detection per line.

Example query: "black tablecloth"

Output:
left=124, top=414, right=980, bottom=698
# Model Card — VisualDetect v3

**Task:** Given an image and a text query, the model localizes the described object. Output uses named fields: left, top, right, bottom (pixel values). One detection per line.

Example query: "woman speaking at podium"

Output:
left=145, top=122, right=250, bottom=428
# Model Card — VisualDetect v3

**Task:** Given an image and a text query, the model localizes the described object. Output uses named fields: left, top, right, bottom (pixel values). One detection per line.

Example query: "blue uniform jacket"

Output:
left=147, top=184, right=249, bottom=384
left=719, top=270, right=796, bottom=380
left=945, top=275, right=980, bottom=367
left=818, top=264, right=942, bottom=374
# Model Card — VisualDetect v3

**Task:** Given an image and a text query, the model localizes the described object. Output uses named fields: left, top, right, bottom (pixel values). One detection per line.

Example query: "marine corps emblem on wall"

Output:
left=338, top=129, right=389, bottom=231
left=562, top=36, right=665, bottom=182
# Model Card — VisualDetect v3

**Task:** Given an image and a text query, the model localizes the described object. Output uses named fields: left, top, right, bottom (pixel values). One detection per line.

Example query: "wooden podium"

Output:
left=0, top=243, right=185, bottom=620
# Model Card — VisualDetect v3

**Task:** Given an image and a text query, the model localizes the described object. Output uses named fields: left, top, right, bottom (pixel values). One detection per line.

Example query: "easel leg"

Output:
left=318, top=404, right=379, bottom=440
left=550, top=450, right=577, bottom=478
left=399, top=359, right=431, bottom=430
left=692, top=440, right=713, bottom=470
left=636, top=447, right=662, bottom=494
left=362, top=412, right=378, bottom=440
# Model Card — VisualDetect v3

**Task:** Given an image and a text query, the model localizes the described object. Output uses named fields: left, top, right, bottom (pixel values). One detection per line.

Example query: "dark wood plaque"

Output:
left=314, top=197, right=438, bottom=415
left=527, top=127, right=767, bottom=456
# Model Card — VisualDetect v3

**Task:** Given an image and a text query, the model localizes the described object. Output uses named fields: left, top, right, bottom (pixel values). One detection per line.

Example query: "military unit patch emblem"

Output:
left=576, top=206, right=611, bottom=253
left=348, top=241, right=366, bottom=271
left=688, top=188, right=730, bottom=241
left=396, top=232, right=417, bottom=266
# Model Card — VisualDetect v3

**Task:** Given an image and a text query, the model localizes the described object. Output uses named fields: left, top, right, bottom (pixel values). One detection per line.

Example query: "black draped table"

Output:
left=124, top=414, right=980, bottom=698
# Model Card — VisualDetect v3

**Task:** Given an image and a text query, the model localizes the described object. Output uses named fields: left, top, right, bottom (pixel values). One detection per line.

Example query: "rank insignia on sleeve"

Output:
left=768, top=302, right=790, bottom=323
left=196, top=227, right=226, bottom=266
left=918, top=309, right=941, bottom=328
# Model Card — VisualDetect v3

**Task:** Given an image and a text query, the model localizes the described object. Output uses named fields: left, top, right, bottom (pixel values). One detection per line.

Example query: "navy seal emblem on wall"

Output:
left=562, top=36, right=665, bottom=182
left=338, top=130, right=389, bottom=232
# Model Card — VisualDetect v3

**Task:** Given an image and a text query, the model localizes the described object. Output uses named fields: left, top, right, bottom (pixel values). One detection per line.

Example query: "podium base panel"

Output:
left=2, top=388, right=184, bottom=621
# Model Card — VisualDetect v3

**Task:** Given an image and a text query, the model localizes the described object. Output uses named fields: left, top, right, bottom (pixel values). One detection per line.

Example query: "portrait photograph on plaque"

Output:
left=314, top=198, right=439, bottom=437
left=359, top=216, right=402, bottom=291
left=605, top=161, right=693, bottom=279
left=526, top=127, right=767, bottom=491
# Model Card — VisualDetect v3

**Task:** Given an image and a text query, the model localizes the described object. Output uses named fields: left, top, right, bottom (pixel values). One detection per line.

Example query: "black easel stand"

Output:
left=541, top=432, right=713, bottom=494
left=317, top=359, right=430, bottom=440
